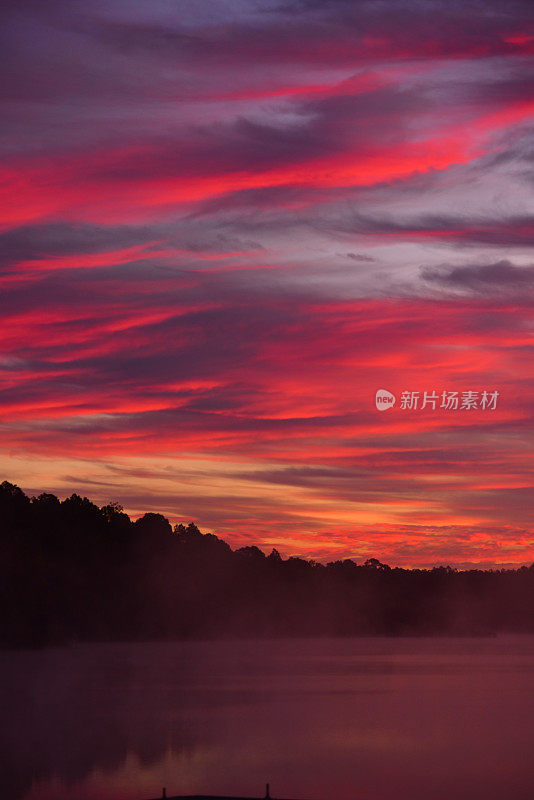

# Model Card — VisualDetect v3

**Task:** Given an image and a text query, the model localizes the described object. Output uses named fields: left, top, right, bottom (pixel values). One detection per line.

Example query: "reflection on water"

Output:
left=2, top=637, right=534, bottom=800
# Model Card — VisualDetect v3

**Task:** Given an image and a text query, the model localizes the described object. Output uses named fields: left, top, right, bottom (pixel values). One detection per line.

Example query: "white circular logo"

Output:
left=375, top=389, right=396, bottom=411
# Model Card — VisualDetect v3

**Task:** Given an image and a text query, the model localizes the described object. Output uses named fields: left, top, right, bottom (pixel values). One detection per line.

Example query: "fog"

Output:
left=2, top=637, right=534, bottom=800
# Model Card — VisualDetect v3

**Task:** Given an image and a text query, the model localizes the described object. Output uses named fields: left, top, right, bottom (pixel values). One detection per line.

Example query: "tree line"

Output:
left=1, top=480, right=534, bottom=646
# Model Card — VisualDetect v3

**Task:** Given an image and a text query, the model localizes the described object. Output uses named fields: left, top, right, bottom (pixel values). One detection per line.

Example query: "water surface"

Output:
left=2, top=636, right=534, bottom=800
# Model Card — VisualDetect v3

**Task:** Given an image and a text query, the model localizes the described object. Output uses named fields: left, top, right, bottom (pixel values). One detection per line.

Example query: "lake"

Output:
left=2, top=636, right=534, bottom=800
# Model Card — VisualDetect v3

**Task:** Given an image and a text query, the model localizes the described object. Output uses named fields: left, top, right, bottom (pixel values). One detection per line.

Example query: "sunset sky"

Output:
left=1, top=0, right=533, bottom=567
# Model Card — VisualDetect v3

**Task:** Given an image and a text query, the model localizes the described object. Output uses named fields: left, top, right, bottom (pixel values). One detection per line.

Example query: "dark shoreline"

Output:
left=3, top=480, right=534, bottom=648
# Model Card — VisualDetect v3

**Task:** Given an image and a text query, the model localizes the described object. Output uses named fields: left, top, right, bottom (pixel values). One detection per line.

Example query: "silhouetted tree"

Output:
left=2, top=481, right=534, bottom=646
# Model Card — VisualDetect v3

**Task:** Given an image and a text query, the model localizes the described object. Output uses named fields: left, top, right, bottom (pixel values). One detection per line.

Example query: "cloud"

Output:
left=1, top=0, right=534, bottom=566
left=421, top=259, right=534, bottom=295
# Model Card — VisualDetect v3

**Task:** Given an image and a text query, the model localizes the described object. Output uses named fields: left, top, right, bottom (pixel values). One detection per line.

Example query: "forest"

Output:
left=2, top=480, right=534, bottom=646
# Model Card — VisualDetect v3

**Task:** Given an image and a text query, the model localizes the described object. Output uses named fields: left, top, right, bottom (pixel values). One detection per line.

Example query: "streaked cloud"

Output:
left=1, top=0, right=533, bottom=566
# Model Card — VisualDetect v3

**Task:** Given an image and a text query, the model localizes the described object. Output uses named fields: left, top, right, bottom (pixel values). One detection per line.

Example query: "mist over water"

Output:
left=2, top=636, right=534, bottom=800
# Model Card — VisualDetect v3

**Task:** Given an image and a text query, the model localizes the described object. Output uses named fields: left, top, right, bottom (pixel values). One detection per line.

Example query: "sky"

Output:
left=1, top=0, right=533, bottom=568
